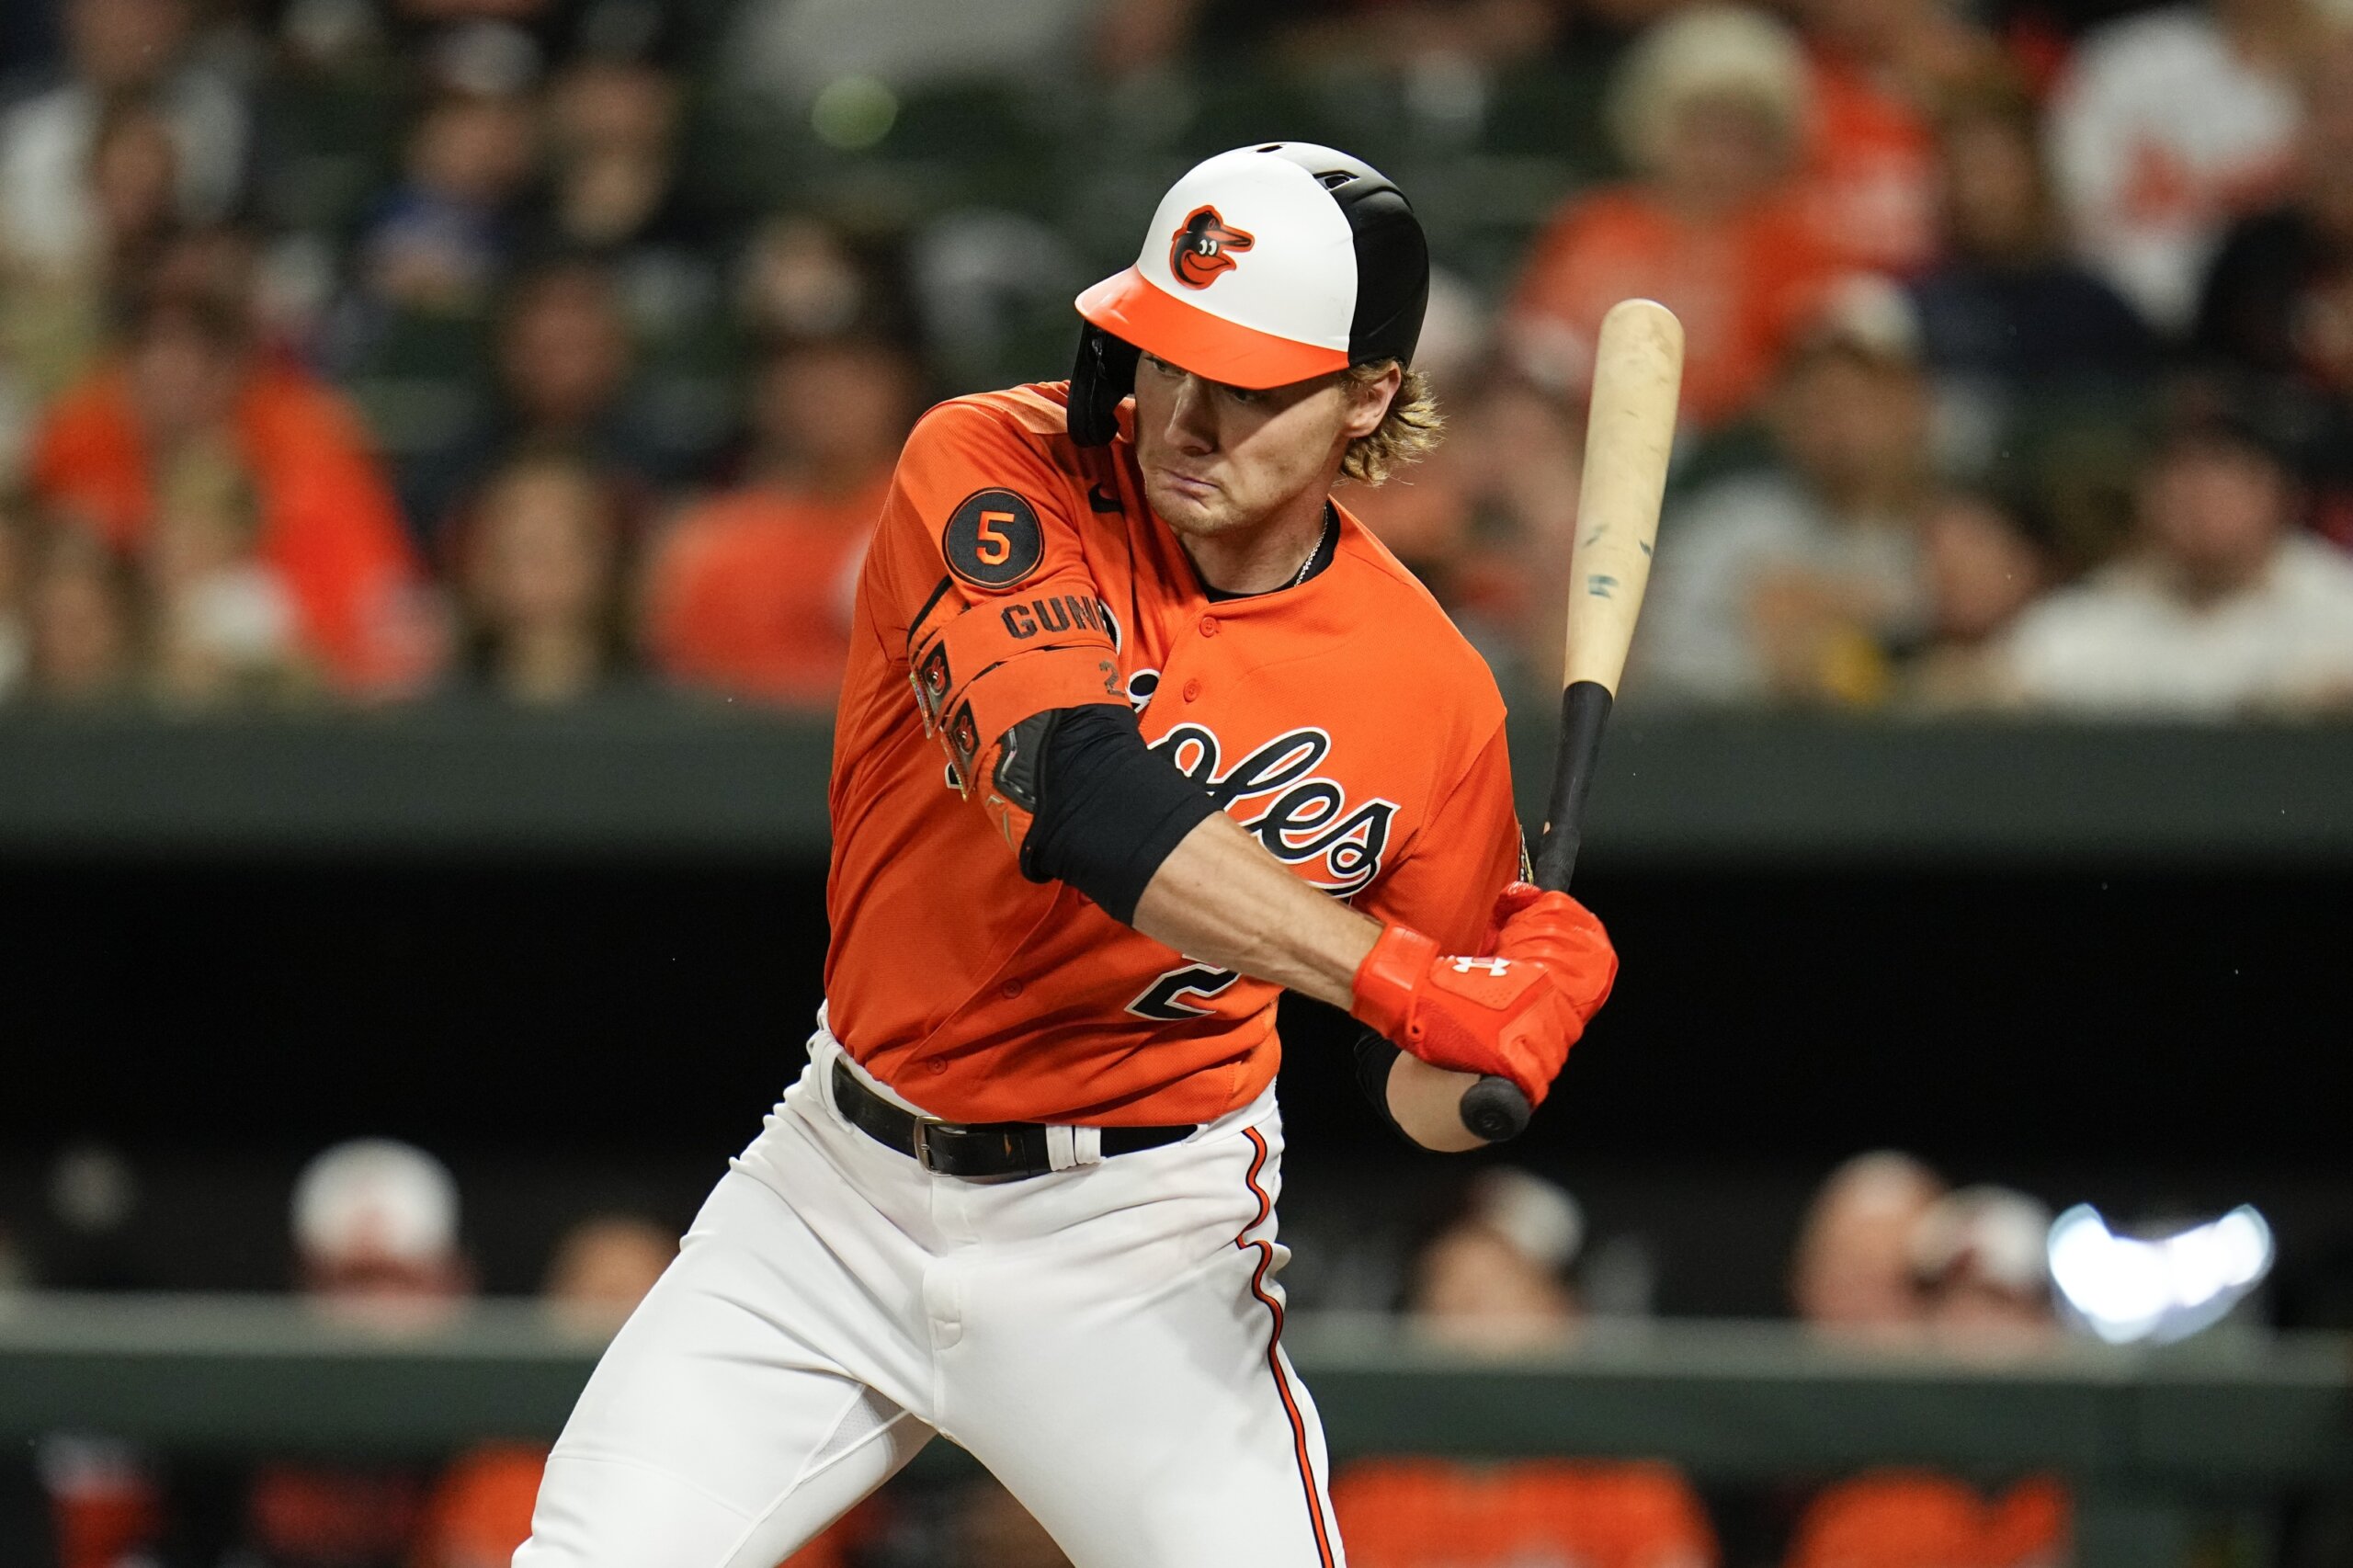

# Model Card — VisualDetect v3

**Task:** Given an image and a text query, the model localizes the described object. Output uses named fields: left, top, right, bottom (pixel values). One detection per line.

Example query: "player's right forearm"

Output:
left=1130, top=812, right=1380, bottom=1010
left=1131, top=813, right=1493, bottom=1152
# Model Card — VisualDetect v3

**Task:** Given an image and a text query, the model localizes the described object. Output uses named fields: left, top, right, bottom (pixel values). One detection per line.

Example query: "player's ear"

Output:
left=1339, top=361, right=1404, bottom=440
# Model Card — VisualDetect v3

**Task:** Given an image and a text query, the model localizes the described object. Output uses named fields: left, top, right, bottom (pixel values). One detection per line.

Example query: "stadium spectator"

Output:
left=144, top=437, right=311, bottom=707
left=723, top=0, right=1097, bottom=104
left=1908, top=73, right=2157, bottom=471
left=2046, top=0, right=2312, bottom=332
left=231, top=1140, right=471, bottom=1566
left=1333, top=1169, right=1719, bottom=1568
left=1343, top=371, right=1585, bottom=683
left=738, top=215, right=892, bottom=346
left=449, top=450, right=635, bottom=704
left=0, top=95, right=184, bottom=415
left=1911, top=1185, right=2060, bottom=1356
left=1790, top=1151, right=1947, bottom=1339
left=0, top=0, right=249, bottom=277
left=1895, top=488, right=2052, bottom=710
left=643, top=334, right=916, bottom=707
left=352, top=85, right=540, bottom=322
left=19, top=523, right=139, bottom=704
left=534, top=53, right=693, bottom=266
left=540, top=1211, right=676, bottom=1331
left=113, top=1141, right=475, bottom=1568
left=291, top=1136, right=472, bottom=1313
left=2192, top=30, right=2353, bottom=392
left=1411, top=1167, right=1587, bottom=1354
left=27, top=260, right=426, bottom=693
left=403, top=257, right=681, bottom=547
left=1506, top=6, right=1839, bottom=431
left=1782, top=1185, right=2070, bottom=1568
left=1790, top=0, right=1991, bottom=276
left=1999, top=401, right=2353, bottom=713
left=2190, top=28, right=2353, bottom=548
left=1634, top=278, right=1936, bottom=708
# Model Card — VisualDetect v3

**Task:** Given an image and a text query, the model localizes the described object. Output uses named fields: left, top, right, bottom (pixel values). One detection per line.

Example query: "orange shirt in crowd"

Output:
left=1786, top=1471, right=2070, bottom=1568
left=1509, top=187, right=1838, bottom=429
left=643, top=474, right=890, bottom=708
left=413, top=1443, right=878, bottom=1568
left=28, top=358, right=424, bottom=691
left=1331, top=1457, right=1719, bottom=1568
left=1800, top=55, right=1939, bottom=277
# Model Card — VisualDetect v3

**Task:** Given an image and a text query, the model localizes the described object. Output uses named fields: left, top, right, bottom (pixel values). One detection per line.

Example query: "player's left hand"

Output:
left=1485, top=883, right=1617, bottom=1012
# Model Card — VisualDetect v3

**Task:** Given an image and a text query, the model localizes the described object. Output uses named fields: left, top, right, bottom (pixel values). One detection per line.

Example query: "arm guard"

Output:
left=1353, top=1029, right=1411, bottom=1142
left=907, top=576, right=1122, bottom=850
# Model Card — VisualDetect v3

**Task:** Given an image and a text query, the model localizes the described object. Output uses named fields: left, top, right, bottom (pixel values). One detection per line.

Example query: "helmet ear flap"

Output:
left=1069, top=324, right=1140, bottom=447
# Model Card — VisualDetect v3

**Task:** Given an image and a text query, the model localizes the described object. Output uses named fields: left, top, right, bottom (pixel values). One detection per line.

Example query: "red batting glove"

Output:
left=1348, top=886, right=1618, bottom=1108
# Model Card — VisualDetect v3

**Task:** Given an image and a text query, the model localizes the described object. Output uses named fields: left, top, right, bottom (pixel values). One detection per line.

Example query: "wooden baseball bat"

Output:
left=1457, top=298, right=1685, bottom=1143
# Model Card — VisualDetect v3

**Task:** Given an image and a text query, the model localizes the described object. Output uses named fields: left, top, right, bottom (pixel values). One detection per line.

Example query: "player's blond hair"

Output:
left=1340, top=362, right=1442, bottom=486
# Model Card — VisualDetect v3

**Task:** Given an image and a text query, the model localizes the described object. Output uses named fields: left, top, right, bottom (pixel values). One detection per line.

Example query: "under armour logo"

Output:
left=1450, top=958, right=1511, bottom=975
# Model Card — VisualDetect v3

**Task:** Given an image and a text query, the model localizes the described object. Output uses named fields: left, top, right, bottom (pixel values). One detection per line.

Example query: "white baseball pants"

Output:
left=516, top=1024, right=1346, bottom=1568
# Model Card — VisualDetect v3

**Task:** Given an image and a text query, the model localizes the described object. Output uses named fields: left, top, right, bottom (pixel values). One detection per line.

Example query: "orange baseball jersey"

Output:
left=824, top=381, right=1522, bottom=1127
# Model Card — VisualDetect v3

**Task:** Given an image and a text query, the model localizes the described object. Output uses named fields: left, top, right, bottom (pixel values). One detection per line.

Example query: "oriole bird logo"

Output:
left=1169, top=206, right=1254, bottom=289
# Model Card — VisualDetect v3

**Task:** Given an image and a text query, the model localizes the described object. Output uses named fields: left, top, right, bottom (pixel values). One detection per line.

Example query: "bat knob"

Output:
left=1460, top=1075, right=1532, bottom=1142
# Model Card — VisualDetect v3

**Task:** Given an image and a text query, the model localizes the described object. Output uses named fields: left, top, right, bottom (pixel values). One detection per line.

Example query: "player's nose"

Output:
left=1164, top=373, right=1218, bottom=453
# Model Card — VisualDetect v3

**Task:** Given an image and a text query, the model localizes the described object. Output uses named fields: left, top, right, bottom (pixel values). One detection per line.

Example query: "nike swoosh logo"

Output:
left=1088, top=484, right=1122, bottom=514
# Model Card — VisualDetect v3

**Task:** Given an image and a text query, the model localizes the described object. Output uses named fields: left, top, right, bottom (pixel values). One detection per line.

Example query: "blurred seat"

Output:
left=1332, top=1456, right=1718, bottom=1568
left=1785, top=1470, right=2069, bottom=1568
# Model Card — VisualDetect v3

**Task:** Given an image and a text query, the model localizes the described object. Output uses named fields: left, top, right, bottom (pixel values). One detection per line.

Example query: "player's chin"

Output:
left=1145, top=481, right=1235, bottom=537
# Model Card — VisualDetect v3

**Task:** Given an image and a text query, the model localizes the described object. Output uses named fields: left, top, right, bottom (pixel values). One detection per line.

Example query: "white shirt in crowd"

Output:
left=0, top=68, right=248, bottom=272
left=1632, top=472, right=1927, bottom=705
left=2000, top=533, right=2353, bottom=715
left=2047, top=4, right=2301, bottom=331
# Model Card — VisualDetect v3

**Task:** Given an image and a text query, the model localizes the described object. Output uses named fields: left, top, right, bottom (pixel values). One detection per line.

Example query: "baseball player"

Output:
left=517, top=143, right=1619, bottom=1568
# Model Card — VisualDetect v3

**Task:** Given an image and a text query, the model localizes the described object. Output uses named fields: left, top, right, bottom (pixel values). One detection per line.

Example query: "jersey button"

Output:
left=1182, top=678, right=1202, bottom=702
left=1199, top=614, right=1219, bottom=637
left=926, top=1060, right=948, bottom=1075
left=1000, top=979, right=1023, bottom=999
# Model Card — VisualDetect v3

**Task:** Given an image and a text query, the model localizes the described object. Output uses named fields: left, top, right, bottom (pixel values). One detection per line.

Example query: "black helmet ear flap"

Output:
left=1069, top=324, right=1140, bottom=447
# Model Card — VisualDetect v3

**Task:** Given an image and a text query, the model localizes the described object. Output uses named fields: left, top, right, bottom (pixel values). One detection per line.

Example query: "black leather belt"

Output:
left=830, top=1059, right=1194, bottom=1178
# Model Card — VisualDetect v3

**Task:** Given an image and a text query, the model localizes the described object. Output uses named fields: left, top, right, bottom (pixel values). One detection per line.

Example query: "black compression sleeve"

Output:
left=1018, top=703, right=1220, bottom=925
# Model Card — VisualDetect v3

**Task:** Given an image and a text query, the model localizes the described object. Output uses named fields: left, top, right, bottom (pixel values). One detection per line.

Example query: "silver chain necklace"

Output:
left=1287, top=508, right=1335, bottom=590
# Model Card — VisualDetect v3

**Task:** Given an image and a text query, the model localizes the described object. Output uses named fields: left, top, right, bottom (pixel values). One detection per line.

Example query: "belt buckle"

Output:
left=909, top=1117, right=952, bottom=1174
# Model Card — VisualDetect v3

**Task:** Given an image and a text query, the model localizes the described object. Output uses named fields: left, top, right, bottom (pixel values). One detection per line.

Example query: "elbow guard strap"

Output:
left=1352, top=1029, right=1411, bottom=1142
left=908, top=578, right=1121, bottom=845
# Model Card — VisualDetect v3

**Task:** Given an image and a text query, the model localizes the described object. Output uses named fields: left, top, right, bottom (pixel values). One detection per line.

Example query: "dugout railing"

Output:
left=1, top=708, right=2348, bottom=863
left=2, top=1295, right=2347, bottom=1567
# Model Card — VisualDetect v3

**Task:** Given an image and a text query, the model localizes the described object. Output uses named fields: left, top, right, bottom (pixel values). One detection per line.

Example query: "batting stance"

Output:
left=518, top=143, right=1619, bottom=1568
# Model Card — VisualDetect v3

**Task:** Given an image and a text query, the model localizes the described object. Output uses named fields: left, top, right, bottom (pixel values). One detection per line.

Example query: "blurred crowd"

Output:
left=0, top=1138, right=2133, bottom=1568
left=2, top=0, right=2352, bottom=722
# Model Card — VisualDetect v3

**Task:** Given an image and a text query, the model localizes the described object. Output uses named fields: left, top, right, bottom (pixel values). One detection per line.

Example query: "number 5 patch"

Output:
left=943, top=488, right=1045, bottom=589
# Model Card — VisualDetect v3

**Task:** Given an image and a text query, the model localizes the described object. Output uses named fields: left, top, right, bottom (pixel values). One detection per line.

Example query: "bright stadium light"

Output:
left=2046, top=1204, right=2274, bottom=1346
